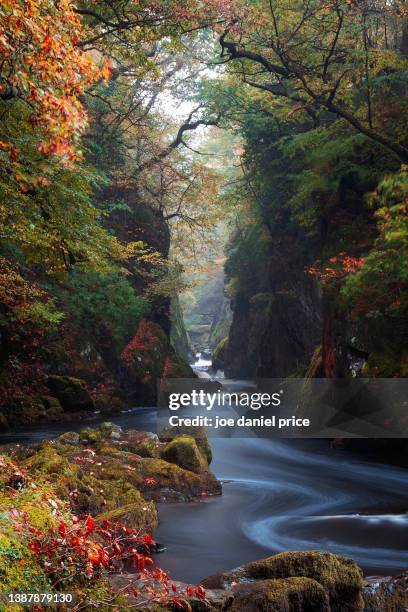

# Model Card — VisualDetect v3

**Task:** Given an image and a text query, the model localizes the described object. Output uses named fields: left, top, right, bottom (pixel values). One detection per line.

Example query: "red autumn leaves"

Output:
left=3, top=455, right=206, bottom=609
left=0, top=0, right=109, bottom=166
left=26, top=514, right=206, bottom=607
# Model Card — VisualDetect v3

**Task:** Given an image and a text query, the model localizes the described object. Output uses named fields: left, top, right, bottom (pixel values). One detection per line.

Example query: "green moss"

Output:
left=212, top=336, right=229, bottom=372
left=96, top=501, right=157, bottom=532
left=27, top=442, right=74, bottom=476
left=57, top=431, right=80, bottom=445
left=231, top=577, right=330, bottom=611
left=47, top=375, right=94, bottom=412
left=132, top=439, right=159, bottom=458
left=2, top=398, right=47, bottom=426
left=0, top=533, right=49, bottom=597
left=242, top=551, right=363, bottom=612
left=132, top=456, right=208, bottom=496
left=0, top=479, right=64, bottom=601
left=159, top=425, right=212, bottom=464
left=79, top=427, right=105, bottom=443
left=160, top=436, right=207, bottom=473
left=93, top=393, right=125, bottom=415
left=0, top=447, right=162, bottom=610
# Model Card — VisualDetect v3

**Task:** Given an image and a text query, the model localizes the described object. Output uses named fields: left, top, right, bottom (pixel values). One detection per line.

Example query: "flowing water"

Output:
left=155, top=437, right=408, bottom=582
left=1, top=399, right=407, bottom=584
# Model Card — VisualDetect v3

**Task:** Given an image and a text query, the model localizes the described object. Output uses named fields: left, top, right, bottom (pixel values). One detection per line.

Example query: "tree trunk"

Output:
left=401, top=19, right=408, bottom=58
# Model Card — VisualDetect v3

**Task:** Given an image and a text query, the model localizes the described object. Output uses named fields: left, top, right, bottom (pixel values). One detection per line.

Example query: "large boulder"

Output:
left=47, top=375, right=94, bottom=412
left=243, top=551, right=363, bottom=611
left=160, top=436, right=208, bottom=473
left=230, top=577, right=330, bottom=611
left=159, top=424, right=212, bottom=464
left=202, top=551, right=363, bottom=612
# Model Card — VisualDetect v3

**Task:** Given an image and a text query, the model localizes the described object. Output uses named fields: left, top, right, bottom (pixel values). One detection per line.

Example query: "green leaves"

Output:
left=58, top=270, right=149, bottom=352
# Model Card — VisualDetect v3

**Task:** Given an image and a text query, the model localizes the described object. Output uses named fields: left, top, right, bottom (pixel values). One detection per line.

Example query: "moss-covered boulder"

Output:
left=40, top=395, right=64, bottom=415
left=93, top=392, right=126, bottom=415
left=23, top=425, right=220, bottom=533
left=160, top=436, right=208, bottom=473
left=56, top=431, right=80, bottom=445
left=47, top=375, right=94, bottom=412
left=202, top=551, right=363, bottom=612
left=27, top=441, right=73, bottom=475
left=124, top=431, right=160, bottom=458
left=244, top=551, right=363, bottom=611
left=159, top=425, right=212, bottom=464
left=4, top=400, right=48, bottom=427
left=230, top=577, right=330, bottom=611
left=25, top=439, right=158, bottom=532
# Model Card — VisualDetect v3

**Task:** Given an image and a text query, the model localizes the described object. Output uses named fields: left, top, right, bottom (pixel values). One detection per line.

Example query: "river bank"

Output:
left=1, top=417, right=407, bottom=610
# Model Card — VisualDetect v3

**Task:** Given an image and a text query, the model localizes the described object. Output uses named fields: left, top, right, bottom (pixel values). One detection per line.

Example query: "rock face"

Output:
left=201, top=551, right=364, bottom=612
left=120, top=319, right=195, bottom=406
left=225, top=233, right=322, bottom=378
left=0, top=196, right=195, bottom=430
left=212, top=337, right=228, bottom=372
left=47, top=375, right=95, bottom=412
left=183, top=268, right=232, bottom=353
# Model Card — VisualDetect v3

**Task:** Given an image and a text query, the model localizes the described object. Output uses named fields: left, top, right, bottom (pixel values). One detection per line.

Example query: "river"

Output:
left=155, top=437, right=408, bottom=582
left=1, top=405, right=407, bottom=584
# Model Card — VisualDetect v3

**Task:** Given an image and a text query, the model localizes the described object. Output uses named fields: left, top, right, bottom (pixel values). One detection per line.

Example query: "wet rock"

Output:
left=229, top=577, right=330, bottom=611
left=159, top=425, right=212, bottom=464
left=244, top=551, right=363, bottom=611
left=47, top=375, right=94, bottom=412
left=100, top=421, right=122, bottom=434
left=93, top=393, right=125, bottom=415
left=56, top=431, right=80, bottom=445
left=160, top=436, right=208, bottom=474
left=203, top=551, right=363, bottom=612
left=363, top=572, right=408, bottom=611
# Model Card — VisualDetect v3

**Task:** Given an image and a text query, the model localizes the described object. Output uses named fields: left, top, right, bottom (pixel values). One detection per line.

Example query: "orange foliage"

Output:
left=306, top=253, right=365, bottom=285
left=0, top=0, right=106, bottom=164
